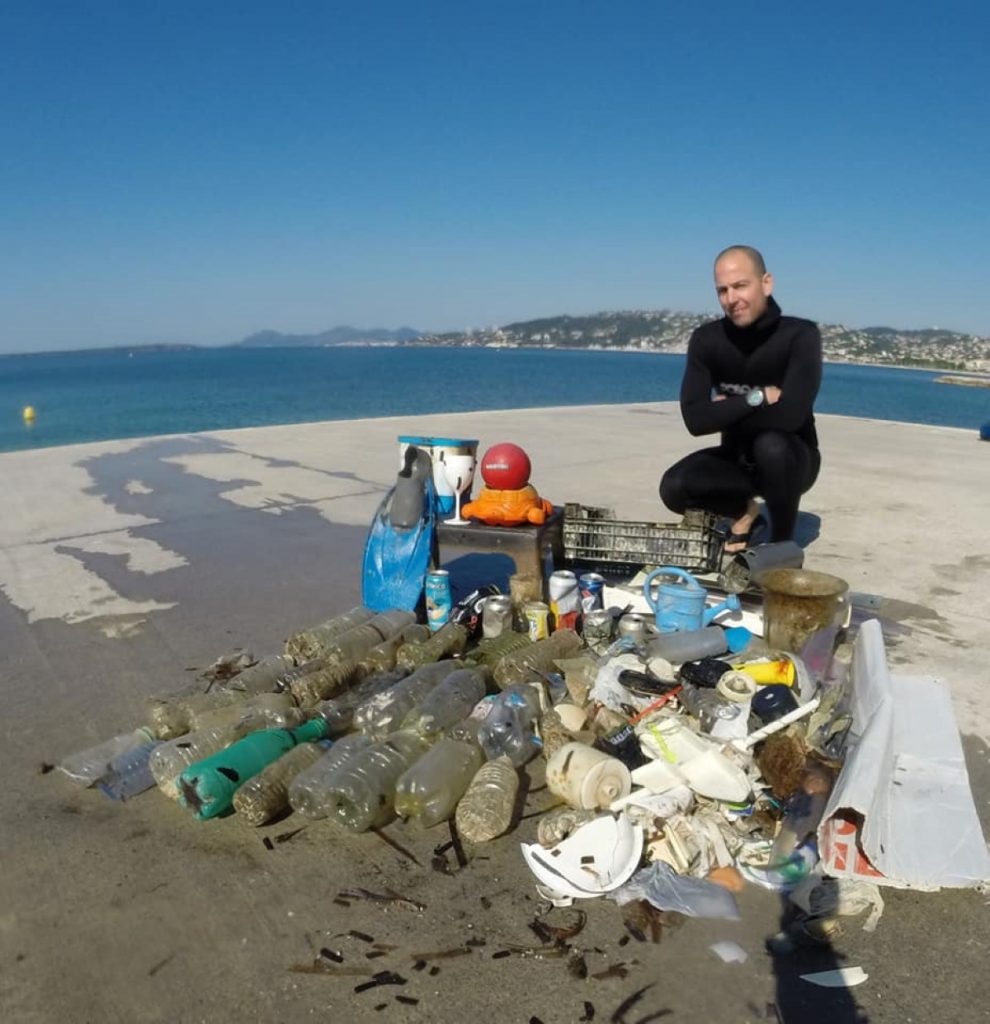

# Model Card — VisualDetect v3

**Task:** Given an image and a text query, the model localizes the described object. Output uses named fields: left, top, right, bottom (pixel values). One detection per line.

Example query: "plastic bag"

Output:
left=609, top=861, right=740, bottom=920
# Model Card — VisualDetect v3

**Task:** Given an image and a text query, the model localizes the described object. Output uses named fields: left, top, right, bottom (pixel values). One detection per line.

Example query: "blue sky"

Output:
left=1, top=1, right=987, bottom=353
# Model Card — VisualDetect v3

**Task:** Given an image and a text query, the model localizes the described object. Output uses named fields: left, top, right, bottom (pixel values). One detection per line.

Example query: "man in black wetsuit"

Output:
left=659, top=245, right=821, bottom=553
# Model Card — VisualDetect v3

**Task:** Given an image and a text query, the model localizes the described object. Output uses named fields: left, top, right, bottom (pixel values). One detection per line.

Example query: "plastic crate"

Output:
left=562, top=503, right=722, bottom=575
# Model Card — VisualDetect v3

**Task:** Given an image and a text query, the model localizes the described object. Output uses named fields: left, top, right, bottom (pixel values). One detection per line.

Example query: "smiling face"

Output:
left=714, top=250, right=774, bottom=327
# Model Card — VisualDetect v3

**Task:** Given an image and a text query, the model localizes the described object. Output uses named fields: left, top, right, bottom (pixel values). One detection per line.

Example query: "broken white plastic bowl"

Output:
left=520, top=813, right=644, bottom=899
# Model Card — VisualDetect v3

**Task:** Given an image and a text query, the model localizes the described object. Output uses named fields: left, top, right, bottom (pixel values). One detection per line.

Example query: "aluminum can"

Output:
left=578, top=573, right=605, bottom=613
left=617, top=612, right=652, bottom=644
left=482, top=595, right=514, bottom=639
left=582, top=609, right=614, bottom=648
left=425, top=570, right=452, bottom=632
left=523, top=601, right=551, bottom=641
left=548, top=570, right=580, bottom=632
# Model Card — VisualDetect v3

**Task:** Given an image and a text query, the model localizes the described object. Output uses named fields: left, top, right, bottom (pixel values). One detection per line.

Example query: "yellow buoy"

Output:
left=23, top=405, right=36, bottom=422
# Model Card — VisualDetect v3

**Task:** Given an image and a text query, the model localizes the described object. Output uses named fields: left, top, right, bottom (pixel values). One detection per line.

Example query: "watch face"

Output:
left=747, top=388, right=764, bottom=407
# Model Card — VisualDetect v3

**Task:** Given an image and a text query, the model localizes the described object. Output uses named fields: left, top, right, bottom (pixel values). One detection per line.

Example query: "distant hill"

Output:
left=413, top=310, right=990, bottom=371
left=233, top=325, right=420, bottom=348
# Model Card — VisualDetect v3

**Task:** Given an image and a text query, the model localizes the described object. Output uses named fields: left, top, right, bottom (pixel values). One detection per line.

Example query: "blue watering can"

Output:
left=643, top=567, right=741, bottom=633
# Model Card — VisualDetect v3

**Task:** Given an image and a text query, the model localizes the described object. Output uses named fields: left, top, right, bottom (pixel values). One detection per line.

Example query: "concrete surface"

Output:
left=1, top=403, right=988, bottom=1024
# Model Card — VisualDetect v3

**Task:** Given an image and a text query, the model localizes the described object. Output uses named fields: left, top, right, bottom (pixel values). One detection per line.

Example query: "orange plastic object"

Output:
left=461, top=484, right=554, bottom=527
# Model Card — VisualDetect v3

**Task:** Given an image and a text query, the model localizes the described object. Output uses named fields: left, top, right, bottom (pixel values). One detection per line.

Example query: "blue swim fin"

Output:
left=362, top=448, right=437, bottom=612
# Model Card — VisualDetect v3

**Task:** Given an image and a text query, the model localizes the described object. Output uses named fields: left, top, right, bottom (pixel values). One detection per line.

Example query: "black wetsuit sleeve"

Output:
left=680, top=331, right=752, bottom=437
left=744, top=324, right=822, bottom=434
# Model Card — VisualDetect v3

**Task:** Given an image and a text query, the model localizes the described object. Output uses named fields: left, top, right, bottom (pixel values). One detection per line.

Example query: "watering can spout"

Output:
left=702, top=592, right=741, bottom=627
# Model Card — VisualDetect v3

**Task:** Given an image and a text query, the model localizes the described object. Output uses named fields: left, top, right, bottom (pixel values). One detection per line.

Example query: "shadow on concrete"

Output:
left=768, top=897, right=870, bottom=1023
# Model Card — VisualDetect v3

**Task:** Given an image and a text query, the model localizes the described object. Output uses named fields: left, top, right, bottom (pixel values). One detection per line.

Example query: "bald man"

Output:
left=659, top=246, right=822, bottom=552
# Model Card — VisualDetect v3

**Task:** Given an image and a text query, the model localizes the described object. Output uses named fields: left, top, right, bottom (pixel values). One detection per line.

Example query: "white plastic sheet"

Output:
left=818, top=619, right=990, bottom=890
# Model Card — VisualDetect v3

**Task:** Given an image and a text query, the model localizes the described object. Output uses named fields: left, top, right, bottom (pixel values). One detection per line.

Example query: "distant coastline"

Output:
left=4, top=307, right=989, bottom=372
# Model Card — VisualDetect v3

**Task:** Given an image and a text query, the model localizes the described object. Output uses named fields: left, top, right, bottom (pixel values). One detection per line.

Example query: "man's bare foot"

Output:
left=724, top=500, right=761, bottom=553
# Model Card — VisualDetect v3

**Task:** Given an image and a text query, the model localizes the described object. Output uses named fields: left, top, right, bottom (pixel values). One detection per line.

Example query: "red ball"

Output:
left=480, top=442, right=532, bottom=490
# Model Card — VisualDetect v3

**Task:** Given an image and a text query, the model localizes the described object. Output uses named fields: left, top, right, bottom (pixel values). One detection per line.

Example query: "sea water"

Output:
left=0, top=345, right=985, bottom=454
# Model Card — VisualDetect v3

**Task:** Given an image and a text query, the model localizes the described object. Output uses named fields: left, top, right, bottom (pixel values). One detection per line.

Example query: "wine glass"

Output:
left=440, top=453, right=476, bottom=525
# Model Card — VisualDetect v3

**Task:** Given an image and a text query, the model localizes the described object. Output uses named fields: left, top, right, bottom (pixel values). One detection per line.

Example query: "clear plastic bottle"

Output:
left=97, top=740, right=163, bottom=800
left=455, top=755, right=519, bottom=843
left=469, top=630, right=532, bottom=670
left=58, top=727, right=157, bottom=786
left=492, top=630, right=583, bottom=689
left=394, top=729, right=484, bottom=827
left=222, top=653, right=297, bottom=695
left=352, top=661, right=461, bottom=738
left=150, top=715, right=269, bottom=800
left=178, top=719, right=330, bottom=820
left=285, top=606, right=376, bottom=661
left=644, top=626, right=730, bottom=664
left=289, top=659, right=364, bottom=707
left=232, top=739, right=330, bottom=825
left=314, top=730, right=432, bottom=832
left=146, top=688, right=248, bottom=740
left=311, top=669, right=408, bottom=736
left=358, top=635, right=403, bottom=674
left=191, top=691, right=301, bottom=732
left=287, top=733, right=374, bottom=818
left=322, top=611, right=418, bottom=665
left=395, top=622, right=469, bottom=668
left=477, top=684, right=544, bottom=766
left=402, top=667, right=488, bottom=737
left=538, top=707, right=573, bottom=761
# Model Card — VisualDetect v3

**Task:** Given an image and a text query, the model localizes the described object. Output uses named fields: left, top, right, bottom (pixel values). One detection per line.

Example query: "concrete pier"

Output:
left=1, top=404, right=987, bottom=1023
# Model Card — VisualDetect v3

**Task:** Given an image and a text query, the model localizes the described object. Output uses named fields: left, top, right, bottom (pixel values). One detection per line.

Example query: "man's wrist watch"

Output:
left=746, top=387, right=765, bottom=407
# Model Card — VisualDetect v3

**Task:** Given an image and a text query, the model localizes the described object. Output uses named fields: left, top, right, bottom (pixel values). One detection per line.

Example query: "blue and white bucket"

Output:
left=397, top=435, right=480, bottom=515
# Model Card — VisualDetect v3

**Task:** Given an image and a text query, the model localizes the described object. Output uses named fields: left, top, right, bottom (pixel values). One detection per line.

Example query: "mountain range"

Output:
left=234, top=325, right=420, bottom=347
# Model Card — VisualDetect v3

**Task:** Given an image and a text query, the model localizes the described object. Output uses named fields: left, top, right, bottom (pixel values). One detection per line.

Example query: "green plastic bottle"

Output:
left=177, top=718, right=329, bottom=820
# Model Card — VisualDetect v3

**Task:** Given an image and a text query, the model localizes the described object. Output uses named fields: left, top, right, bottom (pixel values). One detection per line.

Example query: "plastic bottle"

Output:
left=469, top=630, right=532, bottom=670
left=285, top=606, right=377, bottom=661
left=455, top=755, right=519, bottom=843
left=191, top=691, right=303, bottom=732
left=538, top=707, right=573, bottom=761
left=394, top=728, right=484, bottom=827
left=287, top=733, right=375, bottom=818
left=402, top=667, right=488, bottom=737
left=146, top=688, right=248, bottom=740
left=322, top=611, right=418, bottom=665
left=312, top=669, right=408, bottom=736
left=150, top=716, right=268, bottom=800
left=97, top=740, right=163, bottom=800
left=289, top=658, right=365, bottom=707
left=395, top=622, right=469, bottom=668
left=178, top=719, right=329, bottom=820
left=352, top=661, right=461, bottom=738
left=645, top=626, right=731, bottom=665
left=492, top=629, right=582, bottom=689
left=58, top=727, right=157, bottom=786
left=314, top=730, right=432, bottom=832
left=222, top=653, right=297, bottom=695
left=769, top=762, right=833, bottom=865
left=677, top=683, right=748, bottom=738
left=358, top=635, right=403, bottom=674
left=232, top=739, right=330, bottom=825
left=477, top=684, right=544, bottom=766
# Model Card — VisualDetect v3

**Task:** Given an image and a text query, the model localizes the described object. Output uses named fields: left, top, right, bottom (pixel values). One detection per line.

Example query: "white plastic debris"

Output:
left=709, top=940, right=748, bottom=964
left=521, top=813, right=644, bottom=899
left=800, top=967, right=869, bottom=988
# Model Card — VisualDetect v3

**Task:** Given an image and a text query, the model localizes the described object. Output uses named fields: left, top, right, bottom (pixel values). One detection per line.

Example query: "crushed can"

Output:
left=578, top=573, right=605, bottom=613
left=482, top=595, right=514, bottom=638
